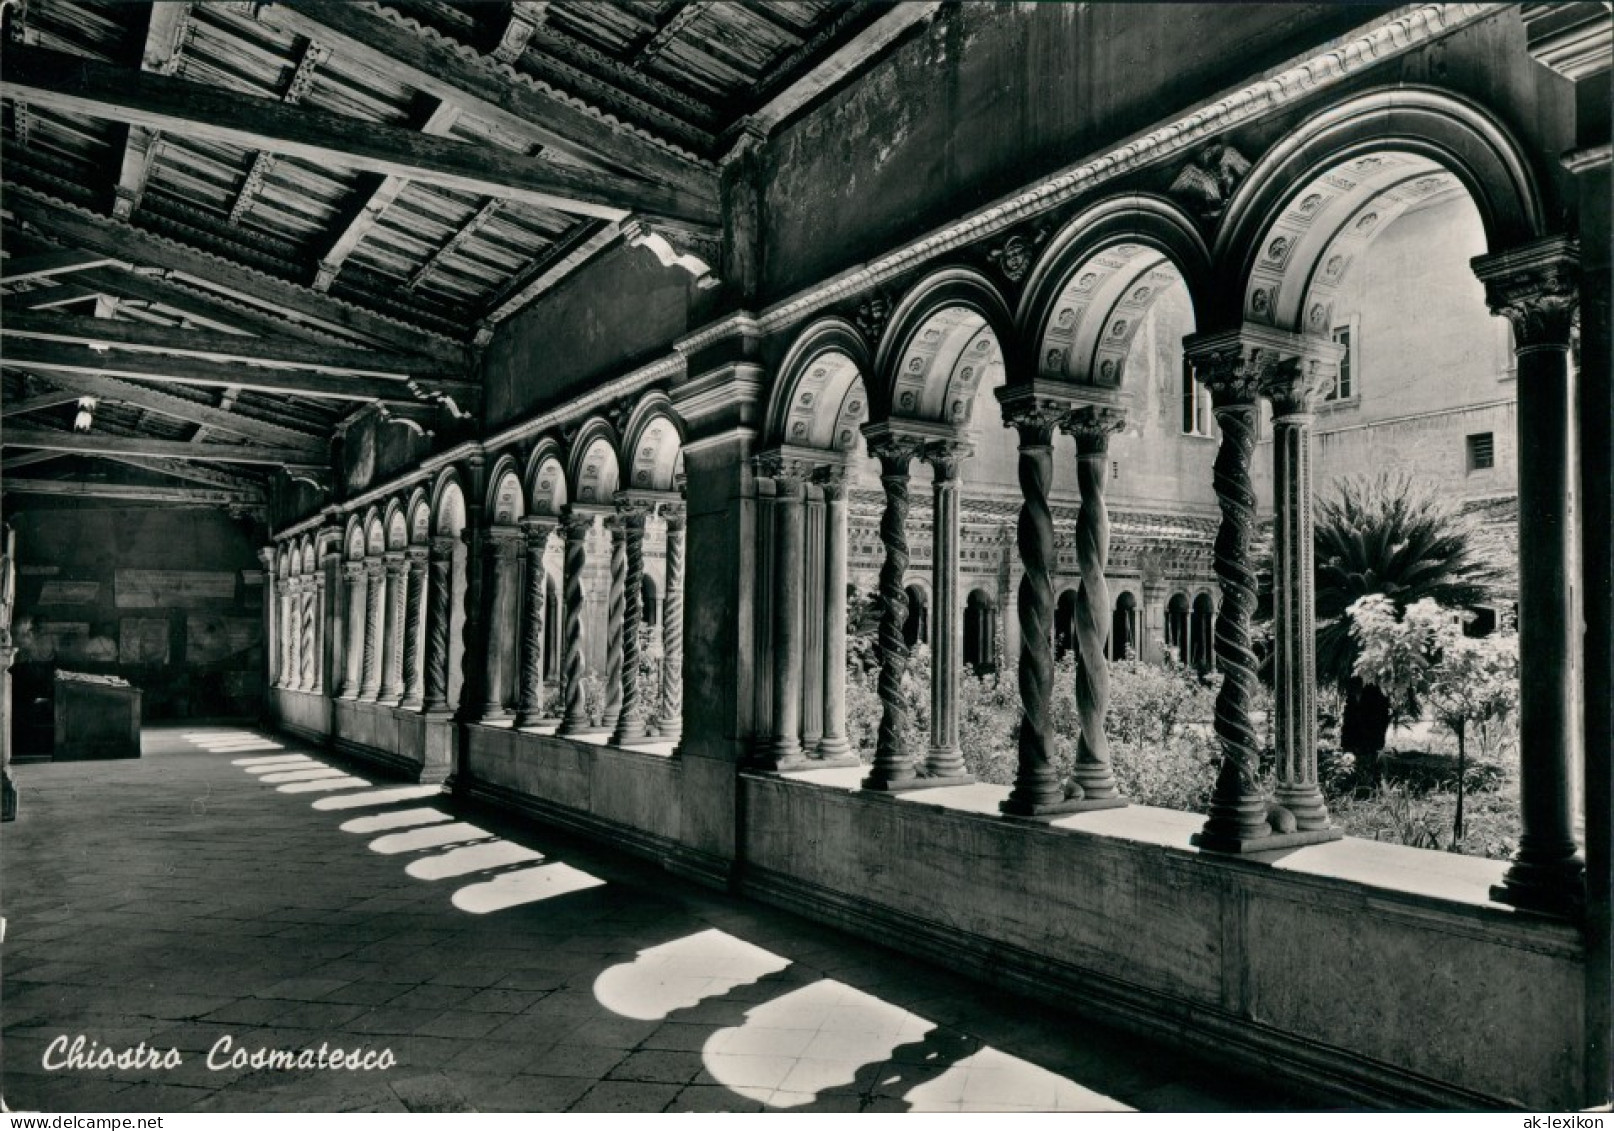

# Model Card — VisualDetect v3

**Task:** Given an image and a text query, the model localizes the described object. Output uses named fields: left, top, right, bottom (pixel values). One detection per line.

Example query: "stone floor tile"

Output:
left=605, top=1049, right=707, bottom=1084
left=569, top=1080, right=681, bottom=1113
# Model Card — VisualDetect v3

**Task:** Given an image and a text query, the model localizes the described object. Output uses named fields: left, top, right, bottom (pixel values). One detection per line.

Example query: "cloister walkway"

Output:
left=2, top=727, right=1316, bottom=1114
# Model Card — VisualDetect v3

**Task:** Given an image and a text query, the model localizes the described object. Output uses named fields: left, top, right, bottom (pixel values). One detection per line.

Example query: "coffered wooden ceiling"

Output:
left=0, top=0, right=929, bottom=512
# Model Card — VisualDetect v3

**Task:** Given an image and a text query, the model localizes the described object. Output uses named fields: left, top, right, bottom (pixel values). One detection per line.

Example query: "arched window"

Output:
left=1110, top=592, right=1138, bottom=661
left=1190, top=593, right=1215, bottom=674
left=1165, top=593, right=1190, bottom=664
left=903, top=584, right=929, bottom=648
left=964, top=589, right=997, bottom=673
left=641, top=574, right=660, bottom=629
left=1054, top=589, right=1079, bottom=660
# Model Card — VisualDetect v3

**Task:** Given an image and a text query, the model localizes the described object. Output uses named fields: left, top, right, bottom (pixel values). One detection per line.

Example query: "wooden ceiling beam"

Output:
left=0, top=43, right=717, bottom=229
left=314, top=100, right=462, bottom=293
left=635, top=3, right=711, bottom=67
left=5, top=190, right=467, bottom=363
left=112, top=3, right=192, bottom=220
left=0, top=451, right=66, bottom=473
left=254, top=1, right=716, bottom=197
left=228, top=37, right=332, bottom=226
left=492, top=2, right=550, bottom=64
left=6, top=283, right=102, bottom=310
left=2, top=311, right=473, bottom=384
left=0, top=390, right=80, bottom=419
left=72, top=267, right=352, bottom=345
left=1, top=339, right=441, bottom=404
left=97, top=454, right=265, bottom=494
left=3, top=428, right=327, bottom=469
left=3, top=480, right=265, bottom=508
left=0, top=249, right=115, bottom=283
left=29, top=371, right=324, bottom=450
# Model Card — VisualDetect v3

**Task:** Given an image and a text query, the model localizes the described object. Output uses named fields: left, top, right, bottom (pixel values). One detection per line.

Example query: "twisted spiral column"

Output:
left=659, top=507, right=685, bottom=744
left=611, top=506, right=648, bottom=744
left=358, top=559, right=385, bottom=702
left=1065, top=405, right=1127, bottom=805
left=421, top=536, right=456, bottom=716
left=300, top=576, right=317, bottom=691
left=998, top=398, right=1071, bottom=816
left=338, top=563, right=366, bottom=698
left=1193, top=340, right=1272, bottom=850
left=558, top=511, right=593, bottom=735
left=379, top=552, right=408, bottom=705
left=600, top=516, right=626, bottom=733
left=399, top=548, right=429, bottom=710
left=514, top=517, right=556, bottom=727
left=863, top=437, right=921, bottom=790
left=310, top=571, right=329, bottom=695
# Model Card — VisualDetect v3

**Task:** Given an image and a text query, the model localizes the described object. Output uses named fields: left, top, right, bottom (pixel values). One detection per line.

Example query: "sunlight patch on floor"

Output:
left=236, top=755, right=314, bottom=767
left=594, top=928, right=792, bottom=1021
left=450, top=862, right=606, bottom=914
left=405, top=839, right=542, bottom=880
left=259, top=767, right=348, bottom=783
left=369, top=822, right=494, bottom=855
left=312, top=785, right=443, bottom=810
left=279, top=775, right=372, bottom=793
left=340, top=807, right=454, bottom=835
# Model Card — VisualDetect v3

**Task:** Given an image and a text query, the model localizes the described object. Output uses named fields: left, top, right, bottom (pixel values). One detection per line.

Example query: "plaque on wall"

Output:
left=119, top=618, right=171, bottom=664
left=115, top=570, right=237, bottom=608
left=186, top=615, right=261, bottom=663
left=18, top=565, right=60, bottom=576
left=38, top=580, right=101, bottom=605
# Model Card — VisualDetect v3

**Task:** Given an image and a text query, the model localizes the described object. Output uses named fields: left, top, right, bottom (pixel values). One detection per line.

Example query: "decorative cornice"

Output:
left=485, top=353, right=685, bottom=457
left=754, top=4, right=1498, bottom=336
left=673, top=311, right=763, bottom=357
left=1521, top=2, right=1613, bottom=81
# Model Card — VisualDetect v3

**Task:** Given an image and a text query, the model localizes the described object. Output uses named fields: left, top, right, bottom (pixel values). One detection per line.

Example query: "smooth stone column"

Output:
left=378, top=551, right=408, bottom=705
left=995, top=389, right=1082, bottom=817
left=260, top=548, right=279, bottom=689
left=1190, top=334, right=1277, bottom=852
left=422, top=536, right=456, bottom=718
left=658, top=505, right=685, bottom=745
left=923, top=440, right=972, bottom=782
left=751, top=476, right=777, bottom=762
left=272, top=576, right=290, bottom=688
left=479, top=527, right=522, bottom=723
left=338, top=563, right=366, bottom=698
left=558, top=511, right=594, bottom=736
left=1264, top=353, right=1342, bottom=838
left=358, top=559, right=385, bottom=702
left=399, top=547, right=429, bottom=710
left=514, top=516, right=556, bottom=728
left=611, top=506, right=649, bottom=744
left=862, top=433, right=923, bottom=791
left=761, top=458, right=810, bottom=769
left=801, top=484, right=826, bottom=753
left=1475, top=238, right=1586, bottom=915
left=815, top=470, right=856, bottom=765
left=1064, top=403, right=1128, bottom=811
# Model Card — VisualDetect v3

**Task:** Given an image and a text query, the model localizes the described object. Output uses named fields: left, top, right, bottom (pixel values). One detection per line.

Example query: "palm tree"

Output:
left=1312, top=473, right=1499, bottom=763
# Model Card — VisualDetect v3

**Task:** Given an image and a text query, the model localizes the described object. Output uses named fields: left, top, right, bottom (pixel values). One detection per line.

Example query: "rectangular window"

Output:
left=1466, top=432, right=1495, bottom=472
left=1328, top=322, right=1356, bottom=401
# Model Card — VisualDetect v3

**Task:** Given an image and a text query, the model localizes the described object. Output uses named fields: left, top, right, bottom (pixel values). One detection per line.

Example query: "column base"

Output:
left=865, top=772, right=976, bottom=793
left=422, top=707, right=454, bottom=722
left=400, top=696, right=424, bottom=712
left=512, top=710, right=546, bottom=728
left=1491, top=858, right=1586, bottom=918
left=1000, top=793, right=1126, bottom=820
left=2, top=772, right=17, bottom=822
left=479, top=710, right=512, bottom=726
left=337, top=690, right=360, bottom=701
left=610, top=717, right=648, bottom=745
left=1192, top=825, right=1343, bottom=854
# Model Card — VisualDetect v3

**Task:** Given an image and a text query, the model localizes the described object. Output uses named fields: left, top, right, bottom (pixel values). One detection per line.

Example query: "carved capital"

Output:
left=1472, top=237, right=1580, bottom=351
left=484, top=526, right=524, bottom=558
left=403, top=545, right=430, bottom=568
left=996, top=383, right=1076, bottom=445
left=429, top=535, right=458, bottom=559
left=755, top=449, right=818, bottom=489
left=814, top=464, right=849, bottom=502
left=561, top=508, right=597, bottom=539
left=519, top=514, right=559, bottom=550
left=341, top=561, right=367, bottom=582
left=1061, top=405, right=1127, bottom=455
left=1184, top=328, right=1301, bottom=406
left=1261, top=348, right=1340, bottom=419
left=923, top=439, right=974, bottom=481
left=363, top=558, right=385, bottom=579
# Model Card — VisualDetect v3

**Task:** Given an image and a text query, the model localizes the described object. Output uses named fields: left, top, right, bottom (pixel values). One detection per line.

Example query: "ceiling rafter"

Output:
left=71, top=266, right=360, bottom=347
left=3, top=427, right=327, bottom=468
left=27, top=371, right=325, bottom=450
left=97, top=454, right=266, bottom=494
left=4, top=480, right=265, bottom=508
left=492, top=2, right=550, bottom=64
left=635, top=3, right=711, bottom=68
left=0, top=389, right=80, bottom=419
left=5, top=189, right=467, bottom=362
left=1, top=338, right=446, bottom=405
left=0, top=451, right=66, bottom=473
left=313, top=100, right=461, bottom=293
left=1, top=311, right=471, bottom=383
left=112, top=2, right=193, bottom=221
left=227, top=36, right=332, bottom=226
left=2, top=43, right=718, bottom=230
left=408, top=198, right=501, bottom=292
left=0, top=249, right=116, bottom=283
left=249, top=1, right=717, bottom=196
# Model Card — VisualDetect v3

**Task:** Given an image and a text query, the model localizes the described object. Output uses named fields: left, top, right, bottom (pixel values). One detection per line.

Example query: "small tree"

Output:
left=1348, top=595, right=1518, bottom=849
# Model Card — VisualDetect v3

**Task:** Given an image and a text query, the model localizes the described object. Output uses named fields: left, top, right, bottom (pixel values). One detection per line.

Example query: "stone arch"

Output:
left=1212, top=86, right=1545, bottom=332
left=1165, top=591, right=1191, bottom=664
left=767, top=318, right=873, bottom=453
left=902, top=580, right=930, bottom=648
left=568, top=420, right=622, bottom=505
left=363, top=510, right=385, bottom=557
left=1190, top=591, right=1217, bottom=673
left=431, top=469, right=468, bottom=537
left=621, top=393, right=686, bottom=494
left=406, top=489, right=431, bottom=545
left=1110, top=588, right=1139, bottom=661
left=383, top=499, right=408, bottom=550
left=1055, top=586, right=1080, bottom=660
left=485, top=457, right=526, bottom=526
left=1013, top=196, right=1207, bottom=385
left=524, top=439, right=569, bottom=518
left=298, top=538, right=315, bottom=575
left=964, top=587, right=999, bottom=672
left=1018, top=194, right=1211, bottom=387
left=343, top=517, right=366, bottom=561
left=874, top=268, right=1014, bottom=425
left=276, top=546, right=292, bottom=577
